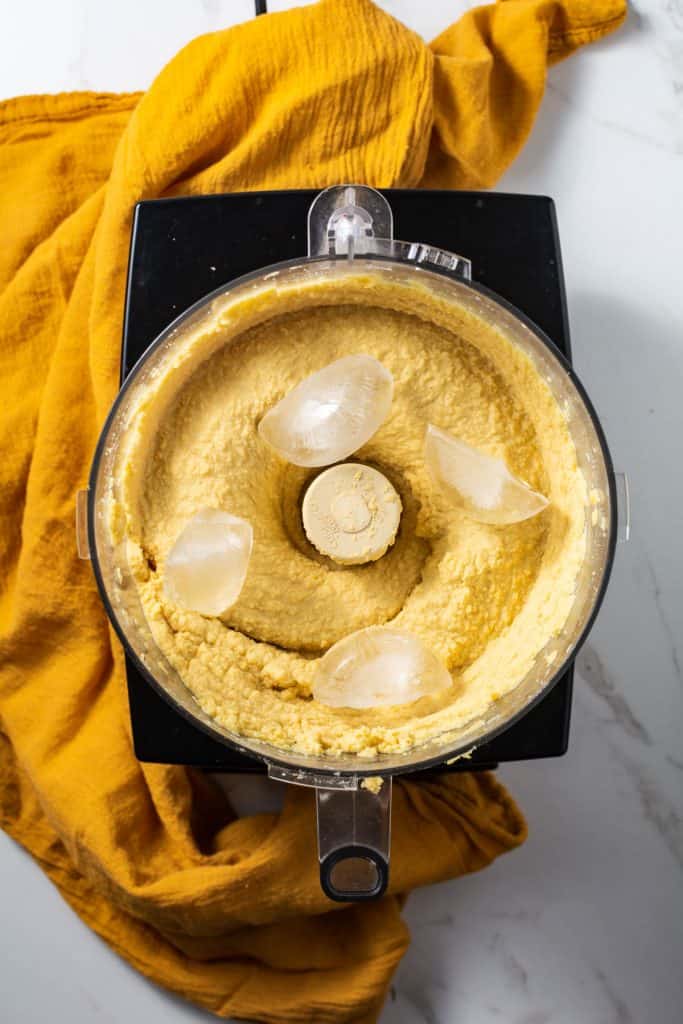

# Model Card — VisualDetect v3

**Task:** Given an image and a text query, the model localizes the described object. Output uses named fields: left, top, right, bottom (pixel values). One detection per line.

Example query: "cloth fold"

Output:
left=0, top=0, right=625, bottom=1020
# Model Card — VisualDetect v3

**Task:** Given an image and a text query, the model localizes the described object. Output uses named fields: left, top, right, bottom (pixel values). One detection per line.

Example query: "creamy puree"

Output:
left=112, top=273, right=586, bottom=758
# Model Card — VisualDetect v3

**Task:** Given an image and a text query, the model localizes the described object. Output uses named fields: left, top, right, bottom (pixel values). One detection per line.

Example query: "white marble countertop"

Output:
left=2, top=1, right=682, bottom=1022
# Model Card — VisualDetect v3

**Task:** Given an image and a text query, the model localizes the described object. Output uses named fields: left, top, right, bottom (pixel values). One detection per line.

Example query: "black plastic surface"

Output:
left=122, top=188, right=574, bottom=771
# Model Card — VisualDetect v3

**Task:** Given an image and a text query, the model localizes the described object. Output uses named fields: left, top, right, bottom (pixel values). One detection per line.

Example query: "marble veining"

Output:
left=617, top=746, right=683, bottom=870
left=592, top=968, right=634, bottom=1024
left=546, top=77, right=683, bottom=154
left=644, top=554, right=682, bottom=684
left=1, top=2, right=683, bottom=1024
left=577, top=642, right=652, bottom=744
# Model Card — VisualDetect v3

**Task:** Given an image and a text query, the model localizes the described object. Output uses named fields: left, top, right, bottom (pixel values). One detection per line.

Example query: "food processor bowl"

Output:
left=80, top=186, right=623, bottom=900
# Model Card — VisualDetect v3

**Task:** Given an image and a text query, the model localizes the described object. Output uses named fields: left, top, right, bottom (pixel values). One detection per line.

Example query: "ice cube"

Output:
left=312, top=626, right=451, bottom=709
left=163, top=508, right=253, bottom=616
left=258, top=354, right=393, bottom=468
left=425, top=424, right=549, bottom=525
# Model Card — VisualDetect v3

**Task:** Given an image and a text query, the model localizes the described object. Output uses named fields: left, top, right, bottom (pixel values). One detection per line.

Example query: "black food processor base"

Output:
left=122, top=188, right=574, bottom=773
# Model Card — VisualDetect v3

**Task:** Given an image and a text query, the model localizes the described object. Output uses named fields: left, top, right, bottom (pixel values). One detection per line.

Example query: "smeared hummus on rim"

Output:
left=110, top=272, right=587, bottom=758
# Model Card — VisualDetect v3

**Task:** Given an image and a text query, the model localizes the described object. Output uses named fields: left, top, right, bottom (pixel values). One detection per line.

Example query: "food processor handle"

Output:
left=307, top=184, right=472, bottom=278
left=316, top=778, right=392, bottom=902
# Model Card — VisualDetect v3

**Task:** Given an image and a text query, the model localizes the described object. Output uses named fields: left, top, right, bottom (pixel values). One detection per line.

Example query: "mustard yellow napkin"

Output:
left=0, top=1, right=625, bottom=1021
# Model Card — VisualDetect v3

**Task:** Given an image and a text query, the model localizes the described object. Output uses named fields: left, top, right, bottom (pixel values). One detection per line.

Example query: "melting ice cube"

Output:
left=312, top=626, right=451, bottom=709
left=258, top=354, right=393, bottom=468
left=163, top=508, right=253, bottom=616
left=425, top=424, right=549, bottom=525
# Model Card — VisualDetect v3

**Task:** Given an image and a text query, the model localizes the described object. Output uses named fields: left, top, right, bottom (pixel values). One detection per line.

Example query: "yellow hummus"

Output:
left=111, top=270, right=587, bottom=758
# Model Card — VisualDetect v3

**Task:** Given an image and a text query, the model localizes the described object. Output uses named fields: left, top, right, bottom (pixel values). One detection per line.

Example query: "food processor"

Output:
left=77, top=185, right=628, bottom=901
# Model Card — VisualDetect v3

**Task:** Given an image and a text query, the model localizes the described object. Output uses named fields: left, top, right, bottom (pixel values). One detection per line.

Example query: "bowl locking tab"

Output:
left=308, top=184, right=394, bottom=258
left=307, top=184, right=472, bottom=279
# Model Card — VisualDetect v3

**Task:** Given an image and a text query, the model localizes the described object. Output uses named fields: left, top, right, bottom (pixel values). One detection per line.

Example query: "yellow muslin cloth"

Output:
left=0, top=1, right=625, bottom=1021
